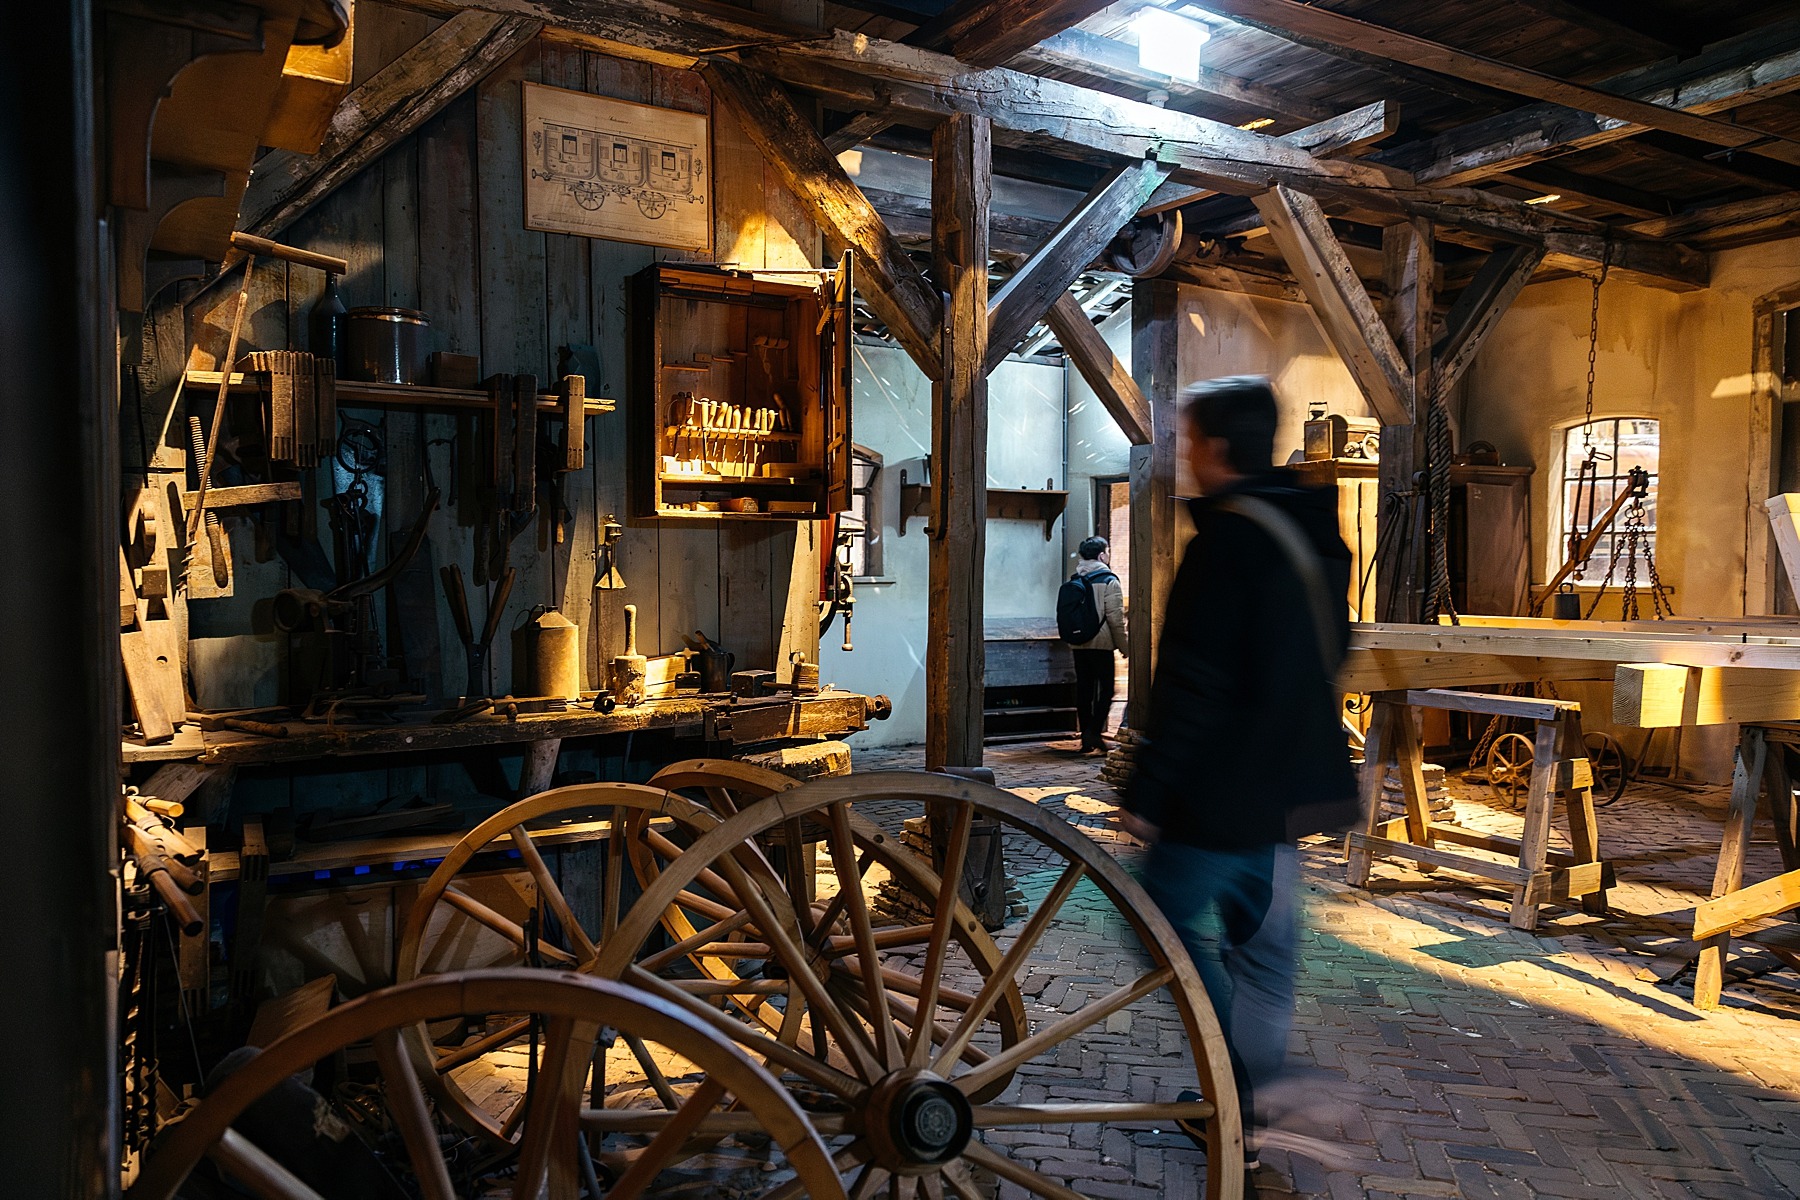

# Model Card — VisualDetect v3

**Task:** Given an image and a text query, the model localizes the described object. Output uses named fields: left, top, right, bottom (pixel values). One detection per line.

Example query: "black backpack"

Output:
left=1056, top=569, right=1117, bottom=645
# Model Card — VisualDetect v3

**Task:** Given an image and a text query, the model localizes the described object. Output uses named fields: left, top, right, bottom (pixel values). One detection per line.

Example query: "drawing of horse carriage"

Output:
left=531, top=122, right=704, bottom=220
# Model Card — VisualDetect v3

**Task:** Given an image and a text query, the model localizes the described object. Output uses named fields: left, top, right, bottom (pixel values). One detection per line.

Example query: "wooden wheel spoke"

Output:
left=442, top=886, right=576, bottom=966
left=824, top=924, right=936, bottom=958
left=434, top=1016, right=534, bottom=1075
left=849, top=1162, right=892, bottom=1200
left=622, top=1030, right=683, bottom=1112
left=941, top=1166, right=984, bottom=1200
left=674, top=888, right=742, bottom=925
left=622, top=965, right=865, bottom=1099
left=581, top=1107, right=851, bottom=1137
left=603, top=805, right=628, bottom=941
left=759, top=1138, right=870, bottom=1200
left=910, top=800, right=972, bottom=1067
left=961, top=1140, right=1085, bottom=1200
left=805, top=848, right=876, bottom=953
left=714, top=850, right=884, bottom=1080
left=512, top=1016, right=589, bottom=1200
left=933, top=860, right=1086, bottom=1074
left=638, top=908, right=758, bottom=975
left=644, top=826, right=740, bottom=902
left=971, top=1100, right=1215, bottom=1127
left=602, top=1078, right=729, bottom=1200
left=669, top=977, right=790, bottom=996
left=827, top=804, right=904, bottom=1067
left=509, top=825, right=597, bottom=962
left=207, top=1127, right=329, bottom=1200
left=782, top=818, right=814, bottom=938
left=918, top=1174, right=946, bottom=1200
left=955, top=967, right=1174, bottom=1097
left=373, top=1029, right=456, bottom=1200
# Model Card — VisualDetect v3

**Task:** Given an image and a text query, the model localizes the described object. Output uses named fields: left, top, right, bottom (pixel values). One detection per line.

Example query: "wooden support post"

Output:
left=520, top=737, right=562, bottom=797
left=1695, top=726, right=1767, bottom=1009
left=925, top=113, right=990, bottom=771
left=1126, top=278, right=1181, bottom=731
left=1347, top=699, right=1394, bottom=887
left=1509, top=718, right=1562, bottom=930
left=1377, top=218, right=1433, bottom=623
left=1557, top=711, right=1607, bottom=916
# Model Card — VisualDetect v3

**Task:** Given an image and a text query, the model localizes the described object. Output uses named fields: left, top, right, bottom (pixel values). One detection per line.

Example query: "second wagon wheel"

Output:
left=592, top=770, right=1245, bottom=1200
left=127, top=970, right=848, bottom=1200
left=1584, top=730, right=1630, bottom=806
left=637, top=759, right=1029, bottom=1096
left=1486, top=731, right=1537, bottom=810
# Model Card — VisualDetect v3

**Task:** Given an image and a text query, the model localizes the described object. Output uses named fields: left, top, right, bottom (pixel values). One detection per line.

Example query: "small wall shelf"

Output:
left=898, top=466, right=1069, bottom=541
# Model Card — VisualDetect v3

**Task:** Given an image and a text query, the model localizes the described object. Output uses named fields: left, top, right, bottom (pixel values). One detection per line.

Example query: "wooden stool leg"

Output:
left=1347, top=701, right=1394, bottom=888
left=1509, top=719, right=1561, bottom=931
left=1559, top=713, right=1607, bottom=916
left=1695, top=728, right=1765, bottom=1011
left=1764, top=741, right=1799, bottom=875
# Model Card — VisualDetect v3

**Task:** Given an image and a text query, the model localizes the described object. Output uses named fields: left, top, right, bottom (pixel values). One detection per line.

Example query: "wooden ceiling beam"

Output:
left=1253, top=185, right=1412, bottom=425
left=985, top=157, right=1171, bottom=374
left=695, top=59, right=944, bottom=379
left=1625, top=192, right=1800, bottom=248
left=1377, top=18, right=1800, bottom=185
left=1500, top=0, right=1690, bottom=61
left=1487, top=166, right=1672, bottom=220
left=1047, top=292, right=1151, bottom=446
left=1198, top=0, right=1800, bottom=169
left=238, top=11, right=541, bottom=239
left=903, top=0, right=1114, bottom=70
left=1433, top=243, right=1546, bottom=396
left=1016, top=27, right=1332, bottom=124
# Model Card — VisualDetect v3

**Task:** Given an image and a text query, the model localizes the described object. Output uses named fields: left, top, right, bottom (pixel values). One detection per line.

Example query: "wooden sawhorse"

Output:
left=1690, top=723, right=1800, bottom=1009
left=1348, top=689, right=1610, bottom=931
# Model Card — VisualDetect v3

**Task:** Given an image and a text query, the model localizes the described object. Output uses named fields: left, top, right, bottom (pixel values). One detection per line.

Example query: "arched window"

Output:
left=1559, top=417, right=1659, bottom=585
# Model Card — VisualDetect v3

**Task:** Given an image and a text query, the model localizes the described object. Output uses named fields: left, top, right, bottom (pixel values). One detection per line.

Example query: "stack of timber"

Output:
left=742, top=740, right=853, bottom=782
left=874, top=816, right=1027, bottom=925
left=1100, top=727, right=1145, bottom=796
left=1376, top=762, right=1456, bottom=822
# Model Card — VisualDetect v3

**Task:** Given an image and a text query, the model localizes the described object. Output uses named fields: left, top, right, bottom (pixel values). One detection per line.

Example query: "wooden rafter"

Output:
left=1433, top=243, right=1546, bottom=397
left=238, top=11, right=542, bottom=238
left=1626, top=192, right=1800, bottom=248
left=984, top=157, right=1171, bottom=374
left=1199, top=0, right=1800, bottom=169
left=1376, top=18, right=1800, bottom=185
left=1046, top=293, right=1150, bottom=446
left=696, top=59, right=943, bottom=380
left=905, top=0, right=1115, bottom=70
left=1253, top=185, right=1411, bottom=425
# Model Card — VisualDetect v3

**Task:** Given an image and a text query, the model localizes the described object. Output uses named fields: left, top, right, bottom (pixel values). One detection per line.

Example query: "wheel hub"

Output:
left=863, top=1068, right=972, bottom=1172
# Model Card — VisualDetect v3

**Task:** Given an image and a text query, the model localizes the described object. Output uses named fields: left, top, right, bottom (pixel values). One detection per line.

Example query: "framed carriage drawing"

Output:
left=522, top=82, right=713, bottom=253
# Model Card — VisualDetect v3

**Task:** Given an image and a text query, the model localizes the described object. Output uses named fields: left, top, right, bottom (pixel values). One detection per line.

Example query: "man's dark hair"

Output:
left=1078, top=536, right=1108, bottom=561
left=1180, top=375, right=1279, bottom=473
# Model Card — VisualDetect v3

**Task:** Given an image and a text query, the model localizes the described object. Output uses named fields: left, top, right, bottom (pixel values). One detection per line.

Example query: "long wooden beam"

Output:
left=1253, top=185, right=1412, bottom=425
left=1199, top=0, right=1800, bottom=169
left=984, top=158, right=1171, bottom=374
left=1046, top=293, right=1150, bottom=447
left=1433, top=243, right=1546, bottom=397
left=1376, top=19, right=1800, bottom=185
left=1627, top=193, right=1800, bottom=248
left=696, top=59, right=943, bottom=380
left=1695, top=868, right=1800, bottom=941
left=238, top=11, right=542, bottom=238
left=1338, top=648, right=1609, bottom=694
left=1354, top=622, right=1800, bottom=672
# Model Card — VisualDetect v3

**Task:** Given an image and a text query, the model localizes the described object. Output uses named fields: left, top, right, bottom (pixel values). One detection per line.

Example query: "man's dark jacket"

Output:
left=1126, top=468, right=1359, bottom=849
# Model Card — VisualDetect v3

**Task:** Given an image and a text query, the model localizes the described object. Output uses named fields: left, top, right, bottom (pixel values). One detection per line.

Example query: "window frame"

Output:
left=1553, top=416, right=1660, bottom=589
left=842, top=443, right=885, bottom=581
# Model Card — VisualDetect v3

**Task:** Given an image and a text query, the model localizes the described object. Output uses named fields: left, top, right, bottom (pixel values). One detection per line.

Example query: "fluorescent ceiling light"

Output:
left=1135, top=7, right=1209, bottom=83
left=1524, top=193, right=1562, bottom=205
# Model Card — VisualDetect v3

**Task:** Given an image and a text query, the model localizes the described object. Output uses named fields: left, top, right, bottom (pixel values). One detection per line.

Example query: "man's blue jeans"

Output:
left=1140, top=839, right=1299, bottom=1126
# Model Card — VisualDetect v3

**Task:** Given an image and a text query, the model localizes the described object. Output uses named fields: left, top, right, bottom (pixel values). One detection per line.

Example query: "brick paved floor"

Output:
left=848, top=740, right=1800, bottom=1199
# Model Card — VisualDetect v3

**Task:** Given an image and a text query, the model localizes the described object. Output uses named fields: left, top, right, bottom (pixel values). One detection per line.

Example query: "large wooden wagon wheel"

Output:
left=127, top=969, right=848, bottom=1200
left=637, top=759, right=1029, bottom=1094
left=393, top=777, right=1025, bottom=1150
left=1584, top=730, right=1630, bottom=806
left=1486, top=731, right=1536, bottom=810
left=593, top=770, right=1244, bottom=1200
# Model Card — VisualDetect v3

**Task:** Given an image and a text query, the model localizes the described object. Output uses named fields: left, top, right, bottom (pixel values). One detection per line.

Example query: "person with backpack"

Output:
left=1057, top=535, right=1128, bottom=754
left=1119, top=375, right=1360, bottom=1174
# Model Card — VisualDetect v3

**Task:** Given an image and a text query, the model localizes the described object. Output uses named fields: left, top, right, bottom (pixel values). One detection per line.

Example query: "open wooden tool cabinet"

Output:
left=632, top=256, right=853, bottom=520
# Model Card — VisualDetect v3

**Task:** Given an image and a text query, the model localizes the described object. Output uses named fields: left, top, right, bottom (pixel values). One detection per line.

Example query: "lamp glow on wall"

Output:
left=1135, top=6, right=1211, bottom=83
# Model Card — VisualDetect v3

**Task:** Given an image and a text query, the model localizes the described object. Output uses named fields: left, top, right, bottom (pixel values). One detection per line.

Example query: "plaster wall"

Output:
left=1064, top=308, right=1134, bottom=565
left=822, top=344, right=1067, bottom=748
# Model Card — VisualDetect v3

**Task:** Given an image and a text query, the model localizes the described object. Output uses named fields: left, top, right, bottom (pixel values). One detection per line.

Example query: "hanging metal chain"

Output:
left=1581, top=243, right=1611, bottom=446
left=1423, top=394, right=1458, bottom=623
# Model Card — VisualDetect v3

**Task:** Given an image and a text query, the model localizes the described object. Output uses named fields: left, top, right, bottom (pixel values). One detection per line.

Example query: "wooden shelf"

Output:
left=898, top=474, right=1069, bottom=541
left=660, top=473, right=818, bottom=487
left=664, top=426, right=801, bottom=442
left=185, top=370, right=617, bottom=415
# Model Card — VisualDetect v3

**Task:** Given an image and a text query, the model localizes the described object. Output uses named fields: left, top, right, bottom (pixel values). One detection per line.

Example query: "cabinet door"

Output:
left=822, top=250, right=855, bottom=514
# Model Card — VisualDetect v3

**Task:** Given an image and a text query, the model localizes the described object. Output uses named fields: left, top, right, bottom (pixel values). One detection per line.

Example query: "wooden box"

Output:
left=632, top=261, right=852, bottom=520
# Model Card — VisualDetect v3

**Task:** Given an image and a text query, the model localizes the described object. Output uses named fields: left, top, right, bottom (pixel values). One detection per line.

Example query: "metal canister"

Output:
left=533, top=609, right=581, bottom=701
left=342, top=307, right=430, bottom=384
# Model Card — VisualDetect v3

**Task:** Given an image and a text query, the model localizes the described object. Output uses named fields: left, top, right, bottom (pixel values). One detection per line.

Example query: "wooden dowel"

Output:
left=228, top=232, right=349, bottom=275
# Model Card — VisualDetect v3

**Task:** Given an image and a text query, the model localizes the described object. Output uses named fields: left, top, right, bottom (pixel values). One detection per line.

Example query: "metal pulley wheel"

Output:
left=1584, top=730, right=1630, bottom=806
left=1108, top=209, right=1183, bottom=278
left=1486, top=731, right=1536, bottom=810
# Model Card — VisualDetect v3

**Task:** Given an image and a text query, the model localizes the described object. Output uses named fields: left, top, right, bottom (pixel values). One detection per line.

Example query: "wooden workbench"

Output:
left=123, top=689, right=889, bottom=766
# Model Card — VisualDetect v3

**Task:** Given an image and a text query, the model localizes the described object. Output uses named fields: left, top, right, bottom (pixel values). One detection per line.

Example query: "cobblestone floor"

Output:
left=848, top=740, right=1800, bottom=1199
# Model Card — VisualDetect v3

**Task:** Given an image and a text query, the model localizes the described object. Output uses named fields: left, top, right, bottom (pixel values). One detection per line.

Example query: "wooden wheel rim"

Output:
left=127, top=969, right=848, bottom=1200
left=1488, top=732, right=1536, bottom=808
left=1584, top=730, right=1629, bottom=806
left=596, top=770, right=1245, bottom=1200
left=641, top=760, right=1030, bottom=1096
